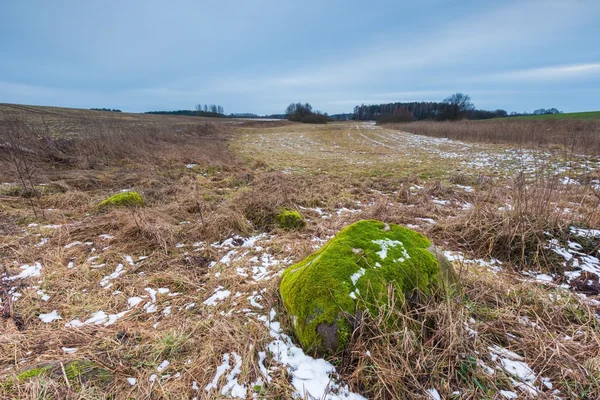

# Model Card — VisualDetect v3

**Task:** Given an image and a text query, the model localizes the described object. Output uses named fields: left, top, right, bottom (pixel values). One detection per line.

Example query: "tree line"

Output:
left=354, top=93, right=509, bottom=123
left=90, top=108, right=122, bottom=112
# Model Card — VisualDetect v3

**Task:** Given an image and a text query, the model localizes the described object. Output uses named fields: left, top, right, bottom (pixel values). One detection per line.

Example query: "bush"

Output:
left=286, top=102, right=329, bottom=124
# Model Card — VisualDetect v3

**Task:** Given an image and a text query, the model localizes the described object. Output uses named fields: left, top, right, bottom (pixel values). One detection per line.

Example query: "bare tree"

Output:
left=441, top=93, right=475, bottom=121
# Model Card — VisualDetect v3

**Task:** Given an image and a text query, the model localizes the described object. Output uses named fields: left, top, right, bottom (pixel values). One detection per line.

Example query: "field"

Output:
left=387, top=118, right=600, bottom=155
left=1, top=105, right=600, bottom=399
left=497, top=111, right=600, bottom=121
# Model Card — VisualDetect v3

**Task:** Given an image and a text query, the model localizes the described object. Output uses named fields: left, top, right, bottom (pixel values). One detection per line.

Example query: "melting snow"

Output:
left=8, top=262, right=42, bottom=280
left=205, top=353, right=232, bottom=393
left=39, top=310, right=61, bottom=323
left=157, top=360, right=170, bottom=372
left=264, top=308, right=365, bottom=399
left=221, top=352, right=247, bottom=398
left=99, top=264, right=126, bottom=287
left=62, top=347, right=77, bottom=354
left=203, top=287, right=231, bottom=306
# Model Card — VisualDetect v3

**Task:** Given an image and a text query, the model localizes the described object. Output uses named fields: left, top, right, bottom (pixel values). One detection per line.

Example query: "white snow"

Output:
left=61, top=347, right=77, bottom=354
left=372, top=238, right=410, bottom=263
left=350, top=268, right=365, bottom=286
left=570, top=226, right=600, bottom=238
left=203, top=287, right=231, bottom=306
left=499, top=390, right=518, bottom=399
left=157, top=360, right=170, bottom=372
left=264, top=308, right=366, bottom=399
left=534, top=274, right=553, bottom=283
left=427, top=388, right=441, bottom=400
left=221, top=352, right=247, bottom=398
left=488, top=345, right=550, bottom=395
left=145, top=287, right=157, bottom=302
left=127, top=296, right=143, bottom=308
left=99, top=264, right=126, bottom=287
left=39, top=310, right=61, bottom=323
left=8, top=262, right=42, bottom=280
left=36, top=289, right=50, bottom=301
left=126, top=377, right=137, bottom=386
left=205, top=353, right=232, bottom=393
left=65, top=309, right=128, bottom=328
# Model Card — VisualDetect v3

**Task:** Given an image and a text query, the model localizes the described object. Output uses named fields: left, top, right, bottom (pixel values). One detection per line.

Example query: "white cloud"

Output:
left=482, top=63, right=600, bottom=82
left=215, top=1, right=599, bottom=94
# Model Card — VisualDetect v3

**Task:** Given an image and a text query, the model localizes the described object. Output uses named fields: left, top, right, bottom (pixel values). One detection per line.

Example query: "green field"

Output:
left=499, top=110, right=600, bottom=121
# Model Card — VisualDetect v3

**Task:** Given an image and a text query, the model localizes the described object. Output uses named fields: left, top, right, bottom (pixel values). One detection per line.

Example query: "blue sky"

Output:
left=1, top=0, right=599, bottom=115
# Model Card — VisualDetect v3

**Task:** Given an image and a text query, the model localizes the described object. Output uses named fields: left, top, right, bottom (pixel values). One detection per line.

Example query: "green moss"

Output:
left=15, top=360, right=112, bottom=388
left=98, top=191, right=144, bottom=209
left=17, top=366, right=52, bottom=380
left=64, top=360, right=112, bottom=386
left=275, top=209, right=305, bottom=230
left=280, top=220, right=454, bottom=355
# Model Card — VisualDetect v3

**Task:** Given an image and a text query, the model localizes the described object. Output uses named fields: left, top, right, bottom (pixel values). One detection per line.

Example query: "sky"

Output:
left=1, top=0, right=599, bottom=115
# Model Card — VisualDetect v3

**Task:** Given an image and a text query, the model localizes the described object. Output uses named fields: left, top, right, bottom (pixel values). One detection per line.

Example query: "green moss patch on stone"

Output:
left=15, top=360, right=112, bottom=388
left=98, top=191, right=144, bottom=209
left=64, top=360, right=112, bottom=385
left=17, top=365, right=52, bottom=380
left=275, top=209, right=306, bottom=230
left=280, top=219, right=455, bottom=355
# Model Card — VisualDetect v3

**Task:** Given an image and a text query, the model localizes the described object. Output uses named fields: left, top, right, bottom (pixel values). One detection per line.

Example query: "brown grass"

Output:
left=1, top=112, right=599, bottom=399
left=388, top=119, right=600, bottom=155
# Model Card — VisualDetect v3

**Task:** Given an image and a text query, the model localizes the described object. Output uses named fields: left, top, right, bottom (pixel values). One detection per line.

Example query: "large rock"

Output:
left=279, top=220, right=457, bottom=355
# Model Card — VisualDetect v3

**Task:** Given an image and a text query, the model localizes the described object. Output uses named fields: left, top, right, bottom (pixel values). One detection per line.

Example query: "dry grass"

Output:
left=388, top=119, right=600, bottom=155
left=1, top=111, right=599, bottom=399
left=437, top=173, right=600, bottom=273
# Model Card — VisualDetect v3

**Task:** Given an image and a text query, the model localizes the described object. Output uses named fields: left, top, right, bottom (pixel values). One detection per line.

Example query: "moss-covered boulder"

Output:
left=275, top=209, right=305, bottom=230
left=280, top=220, right=457, bottom=355
left=98, top=191, right=144, bottom=209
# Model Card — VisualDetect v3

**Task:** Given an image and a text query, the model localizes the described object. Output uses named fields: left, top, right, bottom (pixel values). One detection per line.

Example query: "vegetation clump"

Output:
left=98, top=191, right=144, bottom=209
left=279, top=219, right=456, bottom=355
left=285, top=102, right=329, bottom=124
left=275, top=208, right=306, bottom=230
left=16, top=366, right=52, bottom=380
left=15, top=360, right=111, bottom=387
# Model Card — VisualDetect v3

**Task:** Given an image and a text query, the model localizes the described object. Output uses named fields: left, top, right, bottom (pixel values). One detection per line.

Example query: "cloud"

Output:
left=219, top=1, right=599, bottom=93
left=481, top=63, right=600, bottom=82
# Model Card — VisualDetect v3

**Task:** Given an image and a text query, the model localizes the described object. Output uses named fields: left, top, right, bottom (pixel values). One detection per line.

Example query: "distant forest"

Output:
left=144, top=110, right=286, bottom=119
left=91, top=108, right=122, bottom=112
left=353, top=98, right=562, bottom=122
left=353, top=101, right=507, bottom=122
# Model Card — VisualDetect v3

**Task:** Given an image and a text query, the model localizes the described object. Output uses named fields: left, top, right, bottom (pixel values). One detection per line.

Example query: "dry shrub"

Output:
left=235, top=172, right=341, bottom=230
left=67, top=209, right=178, bottom=254
left=390, top=119, right=600, bottom=154
left=463, top=271, right=600, bottom=398
left=339, top=288, right=471, bottom=399
left=332, top=267, right=600, bottom=399
left=189, top=205, right=251, bottom=243
left=439, top=173, right=599, bottom=272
